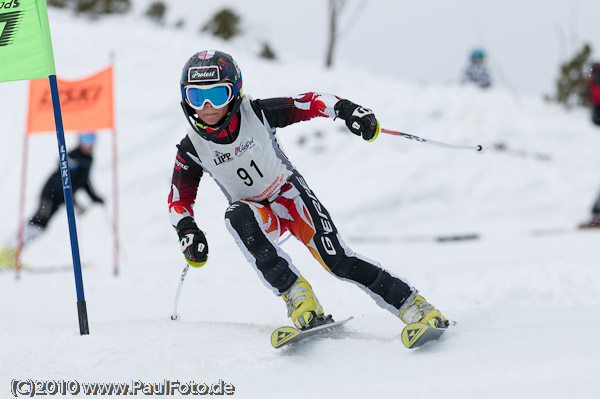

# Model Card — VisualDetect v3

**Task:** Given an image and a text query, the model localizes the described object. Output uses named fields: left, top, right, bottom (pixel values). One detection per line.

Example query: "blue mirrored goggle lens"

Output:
left=186, top=86, right=231, bottom=109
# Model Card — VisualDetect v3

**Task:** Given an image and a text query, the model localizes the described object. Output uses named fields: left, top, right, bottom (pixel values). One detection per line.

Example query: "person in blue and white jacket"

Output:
left=461, top=48, right=492, bottom=89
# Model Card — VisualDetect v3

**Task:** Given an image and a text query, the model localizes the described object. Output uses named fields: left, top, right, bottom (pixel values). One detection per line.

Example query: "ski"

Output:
left=401, top=322, right=448, bottom=349
left=491, top=142, right=553, bottom=162
left=22, top=262, right=93, bottom=274
left=270, top=316, right=353, bottom=349
left=348, top=233, right=480, bottom=244
left=531, top=224, right=600, bottom=236
left=349, top=224, right=600, bottom=245
left=0, top=262, right=93, bottom=274
left=578, top=223, right=600, bottom=230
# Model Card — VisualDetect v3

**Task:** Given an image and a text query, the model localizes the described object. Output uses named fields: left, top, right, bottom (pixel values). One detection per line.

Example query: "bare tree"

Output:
left=325, top=0, right=344, bottom=68
left=325, top=0, right=366, bottom=68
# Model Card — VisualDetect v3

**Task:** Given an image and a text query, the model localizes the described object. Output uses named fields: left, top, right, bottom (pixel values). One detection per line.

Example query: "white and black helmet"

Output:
left=180, top=50, right=243, bottom=142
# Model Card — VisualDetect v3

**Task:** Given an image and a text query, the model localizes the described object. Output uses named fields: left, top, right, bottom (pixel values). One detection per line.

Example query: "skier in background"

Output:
left=461, top=48, right=492, bottom=89
left=577, top=63, right=600, bottom=228
left=0, top=133, right=105, bottom=269
left=579, top=190, right=600, bottom=229
left=168, top=50, right=449, bottom=332
left=588, top=62, right=600, bottom=126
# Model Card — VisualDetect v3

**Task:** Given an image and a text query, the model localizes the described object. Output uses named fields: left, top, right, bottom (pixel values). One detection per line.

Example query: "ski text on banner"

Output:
left=27, top=66, right=114, bottom=134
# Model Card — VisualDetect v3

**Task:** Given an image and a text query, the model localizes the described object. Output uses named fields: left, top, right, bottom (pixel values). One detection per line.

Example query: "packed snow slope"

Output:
left=1, top=7, right=599, bottom=399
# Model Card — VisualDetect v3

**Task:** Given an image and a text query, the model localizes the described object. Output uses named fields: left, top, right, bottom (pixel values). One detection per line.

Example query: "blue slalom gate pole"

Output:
left=48, top=75, right=90, bottom=335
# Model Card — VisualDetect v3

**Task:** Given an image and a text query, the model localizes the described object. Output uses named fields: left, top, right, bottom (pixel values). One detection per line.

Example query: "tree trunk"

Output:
left=325, top=0, right=340, bottom=68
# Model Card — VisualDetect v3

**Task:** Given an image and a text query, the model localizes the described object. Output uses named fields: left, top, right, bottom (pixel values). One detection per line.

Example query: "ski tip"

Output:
left=401, top=323, right=429, bottom=348
left=271, top=326, right=300, bottom=348
left=401, top=322, right=447, bottom=349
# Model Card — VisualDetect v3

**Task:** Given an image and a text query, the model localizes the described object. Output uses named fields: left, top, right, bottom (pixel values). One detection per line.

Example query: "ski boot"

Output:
left=282, top=275, right=330, bottom=330
left=0, top=246, right=17, bottom=270
left=399, top=291, right=449, bottom=328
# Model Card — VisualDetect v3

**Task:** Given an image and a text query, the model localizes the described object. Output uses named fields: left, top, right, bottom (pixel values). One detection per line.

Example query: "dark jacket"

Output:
left=41, top=147, right=102, bottom=205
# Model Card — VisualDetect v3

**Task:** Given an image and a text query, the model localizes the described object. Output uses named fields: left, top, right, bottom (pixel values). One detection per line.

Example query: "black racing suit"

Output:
left=168, top=93, right=415, bottom=316
left=30, top=147, right=103, bottom=229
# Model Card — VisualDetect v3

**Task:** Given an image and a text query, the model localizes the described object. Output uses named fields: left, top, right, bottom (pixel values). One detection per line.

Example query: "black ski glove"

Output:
left=334, top=99, right=381, bottom=142
left=177, top=217, right=208, bottom=268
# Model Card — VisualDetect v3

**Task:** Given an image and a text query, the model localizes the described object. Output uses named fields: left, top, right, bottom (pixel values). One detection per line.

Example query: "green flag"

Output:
left=0, top=0, right=56, bottom=82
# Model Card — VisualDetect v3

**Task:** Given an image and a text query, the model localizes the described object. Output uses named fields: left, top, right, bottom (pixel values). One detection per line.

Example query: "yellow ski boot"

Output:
left=0, top=246, right=17, bottom=270
left=400, top=292, right=448, bottom=328
left=282, top=275, right=325, bottom=330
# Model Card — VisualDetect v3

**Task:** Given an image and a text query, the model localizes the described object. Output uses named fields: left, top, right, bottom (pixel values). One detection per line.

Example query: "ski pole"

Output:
left=381, top=128, right=488, bottom=154
left=171, top=264, right=190, bottom=321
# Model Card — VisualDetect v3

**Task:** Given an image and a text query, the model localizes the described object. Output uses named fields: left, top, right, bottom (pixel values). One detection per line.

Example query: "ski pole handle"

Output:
left=381, top=128, right=488, bottom=154
left=171, top=264, right=190, bottom=321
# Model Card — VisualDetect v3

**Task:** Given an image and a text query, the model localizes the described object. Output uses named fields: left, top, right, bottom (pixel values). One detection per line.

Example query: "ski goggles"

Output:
left=184, top=83, right=234, bottom=110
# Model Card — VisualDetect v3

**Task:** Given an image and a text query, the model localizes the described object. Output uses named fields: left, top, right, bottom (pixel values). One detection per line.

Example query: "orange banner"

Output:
left=26, top=66, right=114, bottom=134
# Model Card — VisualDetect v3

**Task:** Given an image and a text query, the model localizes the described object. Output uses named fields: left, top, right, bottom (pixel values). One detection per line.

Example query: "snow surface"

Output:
left=1, top=5, right=600, bottom=399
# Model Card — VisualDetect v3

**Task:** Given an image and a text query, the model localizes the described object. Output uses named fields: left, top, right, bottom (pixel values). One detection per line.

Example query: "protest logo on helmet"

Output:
left=188, top=66, right=220, bottom=83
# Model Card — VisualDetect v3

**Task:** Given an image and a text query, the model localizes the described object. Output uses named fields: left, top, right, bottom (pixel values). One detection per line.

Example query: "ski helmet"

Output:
left=79, top=133, right=96, bottom=146
left=180, top=50, right=243, bottom=143
left=470, top=49, right=485, bottom=62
